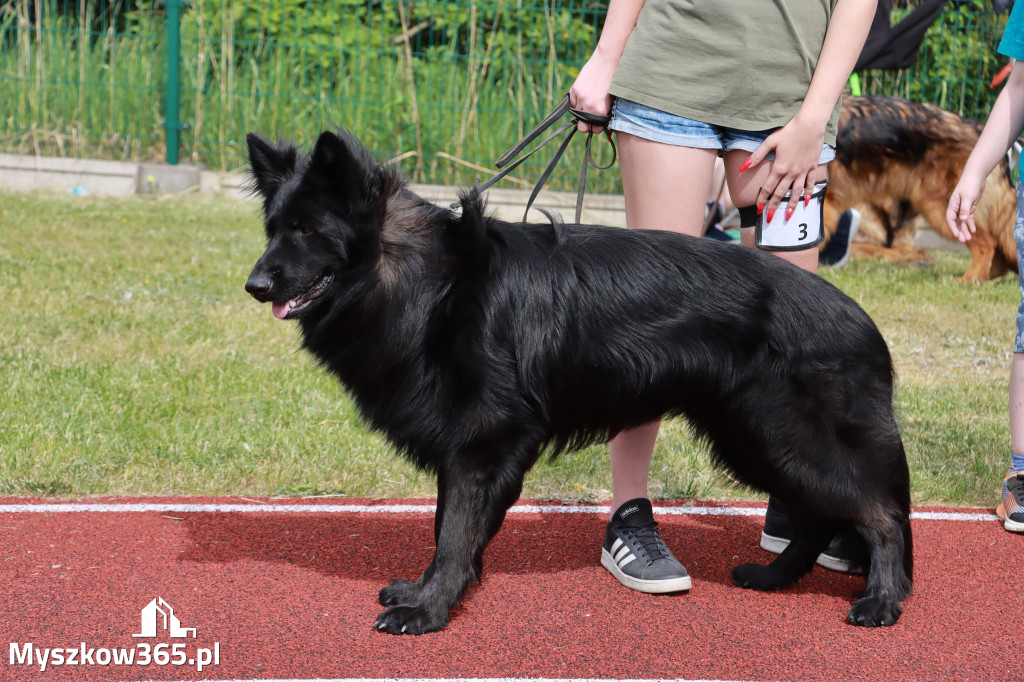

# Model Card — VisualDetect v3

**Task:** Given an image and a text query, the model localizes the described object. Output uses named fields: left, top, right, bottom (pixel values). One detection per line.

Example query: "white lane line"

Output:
left=136, top=678, right=758, bottom=682
left=0, top=502, right=1000, bottom=522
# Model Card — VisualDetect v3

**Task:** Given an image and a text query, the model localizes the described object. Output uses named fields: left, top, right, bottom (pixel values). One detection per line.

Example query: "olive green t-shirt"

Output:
left=609, top=0, right=841, bottom=145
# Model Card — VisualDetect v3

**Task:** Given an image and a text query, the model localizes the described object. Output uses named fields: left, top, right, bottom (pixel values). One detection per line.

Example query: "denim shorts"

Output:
left=608, top=97, right=836, bottom=164
left=1014, top=183, right=1024, bottom=352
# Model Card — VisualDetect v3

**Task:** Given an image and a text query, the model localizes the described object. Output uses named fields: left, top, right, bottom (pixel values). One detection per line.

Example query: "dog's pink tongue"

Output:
left=272, top=302, right=290, bottom=320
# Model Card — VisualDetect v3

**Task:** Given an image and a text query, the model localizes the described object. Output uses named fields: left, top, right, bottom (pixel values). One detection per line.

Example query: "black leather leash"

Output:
left=453, top=93, right=617, bottom=224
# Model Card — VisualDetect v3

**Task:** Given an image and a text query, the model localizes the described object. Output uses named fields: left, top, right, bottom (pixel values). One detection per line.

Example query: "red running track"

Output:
left=0, top=497, right=1019, bottom=682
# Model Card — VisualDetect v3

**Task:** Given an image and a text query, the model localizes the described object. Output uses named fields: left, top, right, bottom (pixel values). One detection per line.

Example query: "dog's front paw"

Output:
left=731, top=562, right=789, bottom=591
left=373, top=605, right=447, bottom=635
left=379, top=579, right=420, bottom=606
left=847, top=597, right=903, bottom=627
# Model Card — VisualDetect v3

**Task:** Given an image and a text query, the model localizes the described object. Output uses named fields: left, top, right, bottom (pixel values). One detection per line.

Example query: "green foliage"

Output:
left=193, top=0, right=393, bottom=64
left=859, top=0, right=1008, bottom=120
left=0, top=0, right=164, bottom=160
left=162, top=0, right=601, bottom=183
left=182, top=0, right=593, bottom=81
left=0, top=0, right=1011, bottom=184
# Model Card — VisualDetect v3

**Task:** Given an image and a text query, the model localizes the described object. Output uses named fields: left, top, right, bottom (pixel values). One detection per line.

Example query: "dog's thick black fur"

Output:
left=244, top=130, right=913, bottom=634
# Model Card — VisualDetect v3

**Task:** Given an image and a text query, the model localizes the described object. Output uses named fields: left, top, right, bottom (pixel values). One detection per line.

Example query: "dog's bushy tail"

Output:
left=443, top=189, right=493, bottom=275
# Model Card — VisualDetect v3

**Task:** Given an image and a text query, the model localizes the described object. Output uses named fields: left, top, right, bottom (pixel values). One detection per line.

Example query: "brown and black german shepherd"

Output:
left=826, top=95, right=1017, bottom=282
left=244, top=129, right=913, bottom=634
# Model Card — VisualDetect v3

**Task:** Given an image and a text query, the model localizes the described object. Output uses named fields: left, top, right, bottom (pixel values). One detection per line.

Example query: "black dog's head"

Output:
left=244, top=130, right=392, bottom=321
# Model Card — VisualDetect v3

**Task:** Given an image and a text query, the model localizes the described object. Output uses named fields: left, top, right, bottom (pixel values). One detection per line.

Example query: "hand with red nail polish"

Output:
left=766, top=208, right=775, bottom=222
left=785, top=207, right=794, bottom=221
left=738, top=159, right=752, bottom=173
left=757, top=203, right=765, bottom=215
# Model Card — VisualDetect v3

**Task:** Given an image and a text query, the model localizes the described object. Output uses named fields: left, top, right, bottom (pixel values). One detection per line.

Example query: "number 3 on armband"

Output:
left=755, top=182, right=826, bottom=252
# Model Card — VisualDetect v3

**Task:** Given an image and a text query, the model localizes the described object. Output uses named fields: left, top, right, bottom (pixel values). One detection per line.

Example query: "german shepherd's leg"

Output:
left=373, top=445, right=535, bottom=634
left=732, top=521, right=836, bottom=590
left=846, top=505, right=912, bottom=627
left=989, top=248, right=1012, bottom=280
left=958, top=222, right=999, bottom=283
left=377, top=479, right=449, bottom=608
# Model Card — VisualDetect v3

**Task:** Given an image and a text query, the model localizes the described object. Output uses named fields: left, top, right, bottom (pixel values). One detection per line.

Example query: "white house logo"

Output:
left=133, top=597, right=197, bottom=638
left=9, top=597, right=219, bottom=673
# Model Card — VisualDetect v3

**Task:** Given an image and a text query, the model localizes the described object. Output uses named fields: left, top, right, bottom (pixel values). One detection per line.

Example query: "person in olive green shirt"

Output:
left=569, top=0, right=876, bottom=593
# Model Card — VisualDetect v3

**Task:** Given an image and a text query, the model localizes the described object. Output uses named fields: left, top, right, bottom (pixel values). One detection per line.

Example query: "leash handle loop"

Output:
left=495, top=95, right=572, bottom=169
left=456, top=93, right=616, bottom=223
left=568, top=104, right=611, bottom=129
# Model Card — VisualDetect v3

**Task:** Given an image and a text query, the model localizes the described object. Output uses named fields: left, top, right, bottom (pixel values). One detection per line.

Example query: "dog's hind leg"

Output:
left=957, top=222, right=1000, bottom=283
left=373, top=442, right=539, bottom=635
left=846, top=505, right=912, bottom=627
left=989, top=248, right=1012, bottom=280
left=732, top=521, right=836, bottom=591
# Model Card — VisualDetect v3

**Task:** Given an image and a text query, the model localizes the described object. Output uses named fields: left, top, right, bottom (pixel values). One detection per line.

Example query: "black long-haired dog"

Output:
left=244, top=129, right=913, bottom=634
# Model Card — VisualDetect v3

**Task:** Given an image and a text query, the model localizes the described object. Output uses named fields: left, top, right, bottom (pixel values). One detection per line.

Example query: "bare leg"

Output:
left=724, top=150, right=827, bottom=274
left=1009, top=353, right=1024, bottom=454
left=609, top=422, right=660, bottom=512
left=608, top=132, right=717, bottom=515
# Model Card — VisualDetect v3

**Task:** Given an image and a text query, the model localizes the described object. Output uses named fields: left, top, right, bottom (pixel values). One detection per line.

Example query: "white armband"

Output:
left=755, top=181, right=827, bottom=252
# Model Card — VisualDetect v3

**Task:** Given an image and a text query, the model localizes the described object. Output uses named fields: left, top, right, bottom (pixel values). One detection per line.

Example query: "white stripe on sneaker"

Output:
left=600, top=547, right=692, bottom=594
left=609, top=537, right=637, bottom=568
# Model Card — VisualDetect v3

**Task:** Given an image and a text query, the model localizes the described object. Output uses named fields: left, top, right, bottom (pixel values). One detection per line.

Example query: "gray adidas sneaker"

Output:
left=759, top=497, right=865, bottom=574
left=601, top=498, right=691, bottom=593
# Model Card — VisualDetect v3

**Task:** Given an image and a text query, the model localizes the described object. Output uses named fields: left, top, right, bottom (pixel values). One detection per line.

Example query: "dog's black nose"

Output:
left=245, top=271, right=274, bottom=301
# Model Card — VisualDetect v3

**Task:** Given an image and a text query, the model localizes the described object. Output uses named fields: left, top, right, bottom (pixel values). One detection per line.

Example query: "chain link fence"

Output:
left=0, top=0, right=1010, bottom=193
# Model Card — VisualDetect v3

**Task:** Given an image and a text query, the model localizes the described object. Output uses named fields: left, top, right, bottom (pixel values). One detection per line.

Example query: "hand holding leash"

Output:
left=462, top=93, right=616, bottom=224
left=568, top=56, right=616, bottom=134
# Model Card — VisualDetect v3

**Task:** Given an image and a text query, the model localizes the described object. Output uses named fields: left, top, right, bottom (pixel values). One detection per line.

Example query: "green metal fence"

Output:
left=857, top=2, right=1009, bottom=119
left=0, top=0, right=1010, bottom=193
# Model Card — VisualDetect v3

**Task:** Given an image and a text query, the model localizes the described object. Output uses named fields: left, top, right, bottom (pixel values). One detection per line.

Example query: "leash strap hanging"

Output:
left=456, top=93, right=616, bottom=224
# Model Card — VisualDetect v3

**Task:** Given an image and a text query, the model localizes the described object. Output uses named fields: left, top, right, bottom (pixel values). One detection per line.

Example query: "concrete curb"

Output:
left=0, top=153, right=964, bottom=251
left=0, top=152, right=628, bottom=227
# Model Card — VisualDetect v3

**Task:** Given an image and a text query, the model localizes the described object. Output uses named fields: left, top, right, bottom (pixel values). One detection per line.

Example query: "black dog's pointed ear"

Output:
left=310, top=130, right=349, bottom=171
left=247, top=133, right=297, bottom=201
left=308, top=130, right=378, bottom=192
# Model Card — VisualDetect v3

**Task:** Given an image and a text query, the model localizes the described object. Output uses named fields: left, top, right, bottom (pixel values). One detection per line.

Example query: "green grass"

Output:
left=0, top=191, right=1017, bottom=508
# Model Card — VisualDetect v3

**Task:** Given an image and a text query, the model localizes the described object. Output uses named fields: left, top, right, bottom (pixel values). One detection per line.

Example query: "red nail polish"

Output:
left=804, top=194, right=811, bottom=208
left=785, top=207, right=794, bottom=221
left=766, top=209, right=775, bottom=222
left=738, top=159, right=752, bottom=173
left=757, top=203, right=765, bottom=215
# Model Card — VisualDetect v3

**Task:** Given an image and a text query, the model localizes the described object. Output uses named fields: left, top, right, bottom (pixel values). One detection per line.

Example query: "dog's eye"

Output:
left=299, top=226, right=313, bottom=235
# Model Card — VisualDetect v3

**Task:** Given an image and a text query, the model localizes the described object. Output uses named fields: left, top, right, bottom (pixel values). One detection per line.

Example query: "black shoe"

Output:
left=819, top=208, right=861, bottom=268
left=601, top=498, right=691, bottom=593
left=704, top=224, right=736, bottom=242
left=760, top=498, right=865, bottom=574
left=703, top=201, right=736, bottom=242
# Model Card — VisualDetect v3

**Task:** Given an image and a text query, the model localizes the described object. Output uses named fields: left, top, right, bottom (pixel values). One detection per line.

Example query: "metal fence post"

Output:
left=163, top=0, right=184, bottom=165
